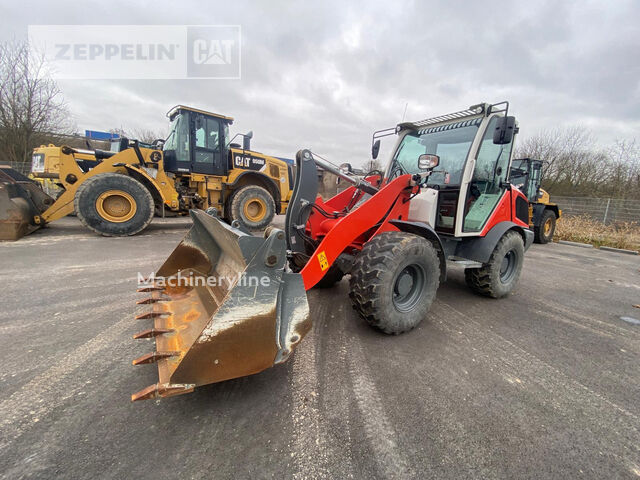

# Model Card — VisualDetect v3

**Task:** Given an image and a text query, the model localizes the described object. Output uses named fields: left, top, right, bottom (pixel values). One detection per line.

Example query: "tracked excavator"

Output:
left=131, top=102, right=534, bottom=401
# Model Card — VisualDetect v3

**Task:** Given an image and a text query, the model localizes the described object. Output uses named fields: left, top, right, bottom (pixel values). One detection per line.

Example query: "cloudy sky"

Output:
left=3, top=0, right=639, bottom=165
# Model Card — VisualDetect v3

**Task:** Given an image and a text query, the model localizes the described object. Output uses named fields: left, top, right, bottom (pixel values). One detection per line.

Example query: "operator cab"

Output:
left=509, top=158, right=542, bottom=201
left=162, top=105, right=234, bottom=176
left=381, top=102, right=518, bottom=237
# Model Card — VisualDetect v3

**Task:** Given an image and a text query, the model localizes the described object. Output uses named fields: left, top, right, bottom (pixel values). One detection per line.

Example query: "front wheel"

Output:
left=349, top=232, right=440, bottom=335
left=534, top=209, right=556, bottom=244
left=465, top=230, right=524, bottom=298
left=74, top=173, right=154, bottom=236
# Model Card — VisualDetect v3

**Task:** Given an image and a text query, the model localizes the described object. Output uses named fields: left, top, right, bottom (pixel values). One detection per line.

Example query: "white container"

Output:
left=407, top=188, right=439, bottom=227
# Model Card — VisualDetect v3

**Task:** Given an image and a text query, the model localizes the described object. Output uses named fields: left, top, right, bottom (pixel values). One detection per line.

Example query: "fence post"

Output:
left=603, top=198, right=611, bottom=224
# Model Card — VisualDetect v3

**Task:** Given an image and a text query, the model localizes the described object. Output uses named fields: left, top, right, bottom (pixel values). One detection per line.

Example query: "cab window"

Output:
left=194, top=116, right=221, bottom=163
left=463, top=116, right=514, bottom=232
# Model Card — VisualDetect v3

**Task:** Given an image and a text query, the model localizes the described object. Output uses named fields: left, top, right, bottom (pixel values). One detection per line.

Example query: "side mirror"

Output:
left=418, top=154, right=439, bottom=170
left=371, top=139, right=381, bottom=159
left=493, top=116, right=516, bottom=145
left=243, top=131, right=253, bottom=151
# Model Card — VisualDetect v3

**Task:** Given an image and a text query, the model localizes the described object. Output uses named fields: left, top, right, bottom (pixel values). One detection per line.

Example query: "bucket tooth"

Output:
left=131, top=383, right=195, bottom=402
left=136, top=297, right=165, bottom=305
left=132, top=351, right=178, bottom=365
left=133, top=328, right=174, bottom=339
left=137, top=286, right=164, bottom=293
left=135, top=311, right=170, bottom=320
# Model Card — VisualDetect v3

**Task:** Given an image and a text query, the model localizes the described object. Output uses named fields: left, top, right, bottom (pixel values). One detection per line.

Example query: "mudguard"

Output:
left=388, top=219, right=447, bottom=283
left=455, top=221, right=533, bottom=264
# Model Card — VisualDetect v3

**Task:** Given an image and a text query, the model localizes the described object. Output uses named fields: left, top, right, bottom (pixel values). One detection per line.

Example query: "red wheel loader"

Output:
left=131, top=102, right=533, bottom=401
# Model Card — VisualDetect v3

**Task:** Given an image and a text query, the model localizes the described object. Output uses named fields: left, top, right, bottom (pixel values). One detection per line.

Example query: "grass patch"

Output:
left=555, top=215, right=640, bottom=252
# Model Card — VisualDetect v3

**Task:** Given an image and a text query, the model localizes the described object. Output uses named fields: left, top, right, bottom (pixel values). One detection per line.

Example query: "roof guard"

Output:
left=397, top=103, right=488, bottom=131
left=166, top=105, right=234, bottom=123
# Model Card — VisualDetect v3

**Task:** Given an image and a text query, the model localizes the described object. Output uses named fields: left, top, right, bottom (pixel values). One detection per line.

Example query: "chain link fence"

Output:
left=551, top=196, right=639, bottom=225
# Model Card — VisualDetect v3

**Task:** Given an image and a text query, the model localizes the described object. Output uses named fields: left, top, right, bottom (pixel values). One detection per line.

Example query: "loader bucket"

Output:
left=0, top=166, right=54, bottom=241
left=131, top=210, right=311, bottom=401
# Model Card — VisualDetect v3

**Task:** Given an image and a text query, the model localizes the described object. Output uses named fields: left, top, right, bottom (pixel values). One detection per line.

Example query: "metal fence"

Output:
left=551, top=196, right=639, bottom=225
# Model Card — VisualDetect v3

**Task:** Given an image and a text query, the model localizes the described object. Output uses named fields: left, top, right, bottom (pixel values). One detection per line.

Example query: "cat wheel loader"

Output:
left=130, top=101, right=534, bottom=401
left=509, top=158, right=561, bottom=243
left=0, top=105, right=293, bottom=240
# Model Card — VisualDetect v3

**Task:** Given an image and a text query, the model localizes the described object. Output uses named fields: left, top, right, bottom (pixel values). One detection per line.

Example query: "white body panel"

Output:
left=407, top=187, right=439, bottom=227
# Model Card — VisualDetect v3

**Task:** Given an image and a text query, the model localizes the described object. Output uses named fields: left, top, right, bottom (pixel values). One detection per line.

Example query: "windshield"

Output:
left=391, top=123, right=479, bottom=186
left=163, top=113, right=190, bottom=163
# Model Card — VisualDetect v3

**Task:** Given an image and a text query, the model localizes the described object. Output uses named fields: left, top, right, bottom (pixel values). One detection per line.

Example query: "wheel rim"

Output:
left=96, top=190, right=136, bottom=223
left=544, top=218, right=553, bottom=235
left=499, top=250, right=518, bottom=284
left=243, top=198, right=266, bottom=222
left=392, top=264, right=426, bottom=312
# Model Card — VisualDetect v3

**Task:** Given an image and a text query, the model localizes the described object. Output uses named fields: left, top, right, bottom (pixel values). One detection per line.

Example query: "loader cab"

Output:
left=388, top=102, right=518, bottom=237
left=162, top=105, right=233, bottom=176
left=509, top=158, right=543, bottom=201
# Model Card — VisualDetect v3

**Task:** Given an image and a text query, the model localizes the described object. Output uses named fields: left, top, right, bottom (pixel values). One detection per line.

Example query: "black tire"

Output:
left=230, top=185, right=275, bottom=231
left=74, top=173, right=154, bottom=237
left=314, top=264, right=344, bottom=289
left=465, top=230, right=524, bottom=298
left=349, top=231, right=440, bottom=335
left=534, top=209, right=556, bottom=244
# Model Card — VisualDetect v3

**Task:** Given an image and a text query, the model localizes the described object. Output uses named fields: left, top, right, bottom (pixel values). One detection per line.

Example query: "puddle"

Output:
left=620, top=316, right=640, bottom=326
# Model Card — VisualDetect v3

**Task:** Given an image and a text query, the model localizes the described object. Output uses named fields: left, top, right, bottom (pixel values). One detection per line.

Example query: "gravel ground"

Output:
left=0, top=216, right=639, bottom=479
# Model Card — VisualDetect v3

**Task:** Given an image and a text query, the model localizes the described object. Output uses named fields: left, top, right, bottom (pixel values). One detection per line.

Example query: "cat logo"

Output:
left=317, top=251, right=329, bottom=271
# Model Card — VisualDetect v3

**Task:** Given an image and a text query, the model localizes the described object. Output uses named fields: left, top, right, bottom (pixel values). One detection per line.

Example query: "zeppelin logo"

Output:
left=317, top=251, right=329, bottom=271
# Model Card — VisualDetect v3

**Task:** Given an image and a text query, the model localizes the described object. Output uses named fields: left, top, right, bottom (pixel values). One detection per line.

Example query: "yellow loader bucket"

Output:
left=131, top=210, right=310, bottom=401
left=0, top=166, right=53, bottom=241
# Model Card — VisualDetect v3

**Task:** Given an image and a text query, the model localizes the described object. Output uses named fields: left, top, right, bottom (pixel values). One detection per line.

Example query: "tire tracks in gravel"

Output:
left=290, top=299, right=332, bottom=479
left=433, top=300, right=640, bottom=478
left=340, top=303, right=417, bottom=479
left=291, top=291, right=415, bottom=479
left=0, top=302, right=136, bottom=452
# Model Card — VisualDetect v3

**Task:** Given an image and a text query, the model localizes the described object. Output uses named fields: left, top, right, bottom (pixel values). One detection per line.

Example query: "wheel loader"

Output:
left=131, top=101, right=534, bottom=401
left=509, top=158, right=561, bottom=243
left=0, top=105, right=293, bottom=240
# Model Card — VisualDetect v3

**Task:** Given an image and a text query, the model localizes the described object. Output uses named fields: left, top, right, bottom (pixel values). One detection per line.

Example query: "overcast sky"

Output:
left=3, top=0, right=639, bottom=165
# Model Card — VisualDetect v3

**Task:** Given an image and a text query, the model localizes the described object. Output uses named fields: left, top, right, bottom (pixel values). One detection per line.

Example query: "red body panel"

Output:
left=479, top=187, right=529, bottom=236
left=300, top=175, right=413, bottom=289
left=301, top=176, right=529, bottom=291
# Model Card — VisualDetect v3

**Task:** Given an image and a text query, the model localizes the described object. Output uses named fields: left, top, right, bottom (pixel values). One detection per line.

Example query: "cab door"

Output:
left=462, top=116, right=514, bottom=233
left=191, top=114, right=225, bottom=175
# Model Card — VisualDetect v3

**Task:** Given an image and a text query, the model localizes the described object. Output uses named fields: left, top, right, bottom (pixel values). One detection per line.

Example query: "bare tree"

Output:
left=0, top=40, right=73, bottom=165
left=108, top=126, right=167, bottom=144
left=516, top=126, right=640, bottom=199
left=131, top=127, right=168, bottom=144
left=363, top=159, right=382, bottom=173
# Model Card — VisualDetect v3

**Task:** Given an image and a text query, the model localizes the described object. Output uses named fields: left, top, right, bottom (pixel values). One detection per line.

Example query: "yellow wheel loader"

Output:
left=0, top=105, right=293, bottom=240
left=509, top=158, right=561, bottom=243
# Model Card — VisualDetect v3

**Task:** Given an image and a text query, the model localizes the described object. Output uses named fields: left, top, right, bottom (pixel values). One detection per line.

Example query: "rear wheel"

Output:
left=534, top=209, right=556, bottom=244
left=465, top=230, right=524, bottom=298
left=230, top=185, right=275, bottom=231
left=314, top=264, right=344, bottom=289
left=75, top=173, right=154, bottom=236
left=349, top=232, right=440, bottom=335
